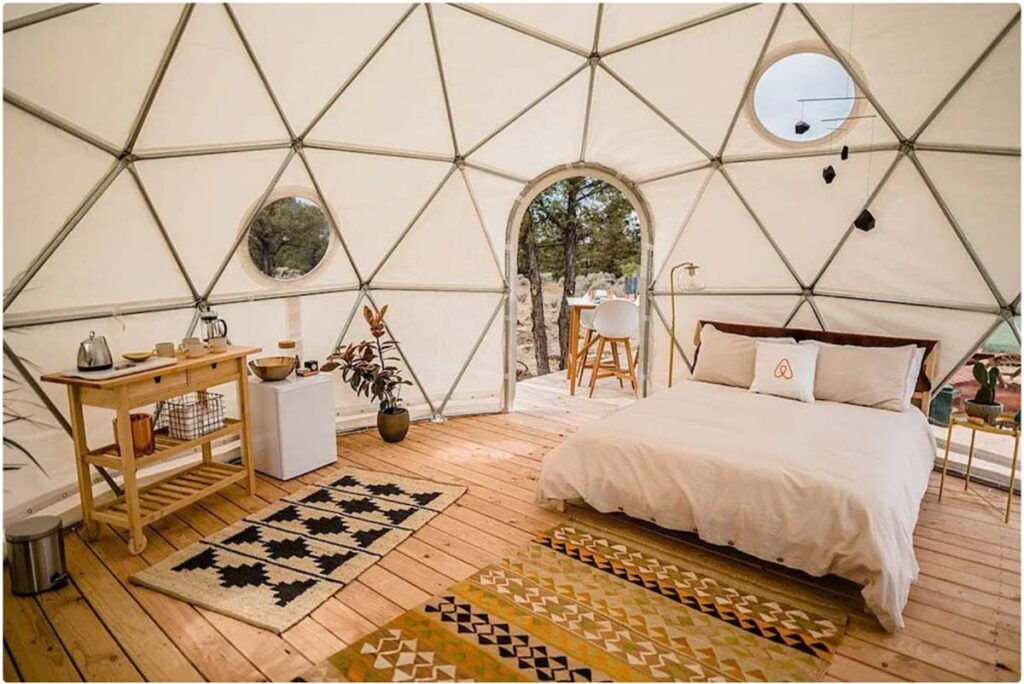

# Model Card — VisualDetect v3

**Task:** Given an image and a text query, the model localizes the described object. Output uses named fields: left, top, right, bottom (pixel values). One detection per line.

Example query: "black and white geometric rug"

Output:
left=130, top=467, right=465, bottom=633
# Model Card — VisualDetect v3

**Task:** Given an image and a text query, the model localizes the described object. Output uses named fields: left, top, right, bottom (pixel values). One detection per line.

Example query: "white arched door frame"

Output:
left=502, top=162, right=655, bottom=410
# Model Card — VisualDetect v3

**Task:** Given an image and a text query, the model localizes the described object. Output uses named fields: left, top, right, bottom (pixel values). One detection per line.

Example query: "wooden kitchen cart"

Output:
left=42, top=346, right=261, bottom=555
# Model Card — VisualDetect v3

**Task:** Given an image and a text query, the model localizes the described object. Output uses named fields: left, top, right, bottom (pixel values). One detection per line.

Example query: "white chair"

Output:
left=587, top=299, right=640, bottom=398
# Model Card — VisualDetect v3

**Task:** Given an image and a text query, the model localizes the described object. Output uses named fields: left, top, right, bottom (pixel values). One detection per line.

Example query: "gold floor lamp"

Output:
left=668, top=261, right=705, bottom=388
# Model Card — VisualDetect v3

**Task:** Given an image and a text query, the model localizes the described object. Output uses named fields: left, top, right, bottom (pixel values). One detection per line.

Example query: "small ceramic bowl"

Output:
left=122, top=351, right=153, bottom=363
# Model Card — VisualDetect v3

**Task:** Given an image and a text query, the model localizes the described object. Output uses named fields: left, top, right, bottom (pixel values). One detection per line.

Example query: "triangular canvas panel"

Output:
left=4, top=4, right=60, bottom=22
left=816, top=158, right=997, bottom=308
left=373, top=174, right=503, bottom=289
left=648, top=293, right=800, bottom=392
left=726, top=149, right=899, bottom=284
left=484, top=4, right=598, bottom=53
left=4, top=104, right=115, bottom=291
left=209, top=156, right=360, bottom=299
left=599, top=4, right=731, bottom=52
left=470, top=69, right=589, bottom=179
left=585, top=69, right=707, bottom=180
left=307, top=6, right=453, bottom=157
left=642, top=167, right=715, bottom=277
left=7, top=173, right=193, bottom=316
left=604, top=4, right=776, bottom=155
left=232, top=4, right=409, bottom=134
left=814, top=296, right=1000, bottom=383
left=724, top=5, right=898, bottom=159
left=917, top=151, right=1020, bottom=304
left=654, top=171, right=798, bottom=291
left=294, top=290, right=361, bottom=371
left=3, top=4, right=182, bottom=147
left=920, top=22, right=1020, bottom=149
left=443, top=308, right=504, bottom=416
left=371, top=290, right=504, bottom=407
left=135, top=4, right=289, bottom=152
left=303, top=149, right=452, bottom=278
left=806, top=4, right=1018, bottom=137
left=464, top=168, right=525, bottom=266
left=430, top=4, right=582, bottom=152
left=135, top=148, right=291, bottom=295
left=787, top=299, right=823, bottom=330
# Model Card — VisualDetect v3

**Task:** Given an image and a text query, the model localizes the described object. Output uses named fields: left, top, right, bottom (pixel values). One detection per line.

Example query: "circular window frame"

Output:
left=238, top=187, right=337, bottom=287
left=745, top=42, right=867, bottom=150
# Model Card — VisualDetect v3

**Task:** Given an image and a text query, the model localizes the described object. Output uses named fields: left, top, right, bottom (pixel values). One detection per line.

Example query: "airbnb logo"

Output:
left=773, top=358, right=794, bottom=380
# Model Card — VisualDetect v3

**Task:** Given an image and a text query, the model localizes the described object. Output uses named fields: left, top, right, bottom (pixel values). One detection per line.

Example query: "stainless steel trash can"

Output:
left=6, top=515, right=67, bottom=595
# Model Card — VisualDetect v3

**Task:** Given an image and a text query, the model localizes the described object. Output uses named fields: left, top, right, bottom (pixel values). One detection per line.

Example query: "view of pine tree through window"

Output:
left=517, top=177, right=640, bottom=379
left=247, top=196, right=330, bottom=280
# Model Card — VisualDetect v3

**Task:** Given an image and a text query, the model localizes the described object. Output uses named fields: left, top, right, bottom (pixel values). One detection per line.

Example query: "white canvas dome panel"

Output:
left=6, top=173, right=193, bottom=316
left=295, top=290, right=361, bottom=370
left=816, top=158, right=997, bottom=308
left=722, top=5, right=899, bottom=159
left=372, top=290, right=504, bottom=408
left=430, top=4, right=582, bottom=150
left=655, top=171, right=798, bottom=291
left=373, top=173, right=504, bottom=289
left=603, top=4, right=776, bottom=154
left=232, top=3, right=409, bottom=134
left=307, top=7, right=454, bottom=156
left=442, top=310, right=504, bottom=417
left=3, top=4, right=59, bottom=21
left=463, top=169, right=525, bottom=264
left=470, top=69, right=589, bottom=180
left=917, top=151, right=1021, bottom=303
left=788, top=299, right=823, bottom=330
left=135, top=4, right=289, bottom=152
left=641, top=168, right=714, bottom=277
left=3, top=4, right=182, bottom=147
left=3, top=104, right=114, bottom=290
left=919, top=22, right=1020, bottom=149
left=805, top=4, right=1018, bottom=137
left=484, top=4, right=598, bottom=53
left=585, top=69, right=706, bottom=179
left=815, top=296, right=1000, bottom=382
left=726, top=149, right=899, bottom=283
left=599, top=4, right=729, bottom=51
left=134, top=148, right=291, bottom=294
left=304, top=149, right=452, bottom=277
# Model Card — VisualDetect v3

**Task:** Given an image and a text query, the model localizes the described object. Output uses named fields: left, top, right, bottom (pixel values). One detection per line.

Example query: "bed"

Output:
left=535, top=321, right=940, bottom=633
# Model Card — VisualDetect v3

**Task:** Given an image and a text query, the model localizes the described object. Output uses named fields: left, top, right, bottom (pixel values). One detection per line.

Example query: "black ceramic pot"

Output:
left=377, top=408, right=410, bottom=443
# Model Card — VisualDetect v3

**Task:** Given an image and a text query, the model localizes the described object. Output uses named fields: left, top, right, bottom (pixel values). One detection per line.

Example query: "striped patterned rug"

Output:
left=306, top=523, right=848, bottom=681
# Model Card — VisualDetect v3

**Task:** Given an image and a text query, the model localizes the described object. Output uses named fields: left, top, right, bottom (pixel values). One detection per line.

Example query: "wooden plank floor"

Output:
left=4, top=376, right=1020, bottom=682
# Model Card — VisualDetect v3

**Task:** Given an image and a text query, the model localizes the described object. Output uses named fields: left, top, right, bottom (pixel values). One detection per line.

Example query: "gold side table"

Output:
left=939, top=411, right=1020, bottom=523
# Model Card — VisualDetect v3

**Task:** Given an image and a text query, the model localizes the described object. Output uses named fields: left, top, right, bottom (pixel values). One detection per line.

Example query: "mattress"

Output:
left=535, top=380, right=936, bottom=632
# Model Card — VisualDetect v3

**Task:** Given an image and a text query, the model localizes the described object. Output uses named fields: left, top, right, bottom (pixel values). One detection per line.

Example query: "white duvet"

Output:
left=535, top=380, right=936, bottom=632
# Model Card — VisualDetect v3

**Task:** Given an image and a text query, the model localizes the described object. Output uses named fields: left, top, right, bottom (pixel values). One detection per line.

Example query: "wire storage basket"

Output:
left=155, top=391, right=225, bottom=440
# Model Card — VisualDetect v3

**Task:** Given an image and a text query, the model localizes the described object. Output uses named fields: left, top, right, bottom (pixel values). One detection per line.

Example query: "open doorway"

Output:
left=513, top=174, right=643, bottom=399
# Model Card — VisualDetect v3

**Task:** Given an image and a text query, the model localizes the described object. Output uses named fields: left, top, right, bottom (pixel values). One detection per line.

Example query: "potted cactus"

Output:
left=964, top=361, right=1003, bottom=424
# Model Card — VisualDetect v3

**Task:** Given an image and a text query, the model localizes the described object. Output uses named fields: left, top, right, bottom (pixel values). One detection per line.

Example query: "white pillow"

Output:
left=902, top=346, right=926, bottom=408
left=809, top=341, right=917, bottom=411
left=692, top=324, right=795, bottom=389
left=750, top=341, right=819, bottom=403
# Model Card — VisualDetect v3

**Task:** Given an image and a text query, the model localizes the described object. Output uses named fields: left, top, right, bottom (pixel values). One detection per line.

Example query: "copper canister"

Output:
left=113, top=413, right=155, bottom=456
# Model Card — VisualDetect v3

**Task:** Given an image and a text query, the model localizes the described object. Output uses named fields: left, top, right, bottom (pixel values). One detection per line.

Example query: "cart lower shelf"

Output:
left=93, top=461, right=247, bottom=528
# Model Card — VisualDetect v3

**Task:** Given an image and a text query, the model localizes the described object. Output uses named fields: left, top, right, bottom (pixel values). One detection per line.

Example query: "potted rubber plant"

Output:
left=323, top=305, right=412, bottom=442
left=964, top=361, right=1003, bottom=425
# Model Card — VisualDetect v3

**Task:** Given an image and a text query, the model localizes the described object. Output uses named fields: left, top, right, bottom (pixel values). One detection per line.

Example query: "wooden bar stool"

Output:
left=587, top=300, right=639, bottom=398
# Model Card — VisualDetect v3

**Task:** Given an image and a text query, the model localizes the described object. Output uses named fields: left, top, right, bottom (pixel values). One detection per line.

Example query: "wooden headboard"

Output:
left=693, top=320, right=941, bottom=413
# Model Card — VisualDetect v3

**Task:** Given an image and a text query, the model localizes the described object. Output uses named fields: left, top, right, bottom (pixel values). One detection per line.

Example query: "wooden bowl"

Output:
left=249, top=356, right=296, bottom=381
left=123, top=351, right=153, bottom=363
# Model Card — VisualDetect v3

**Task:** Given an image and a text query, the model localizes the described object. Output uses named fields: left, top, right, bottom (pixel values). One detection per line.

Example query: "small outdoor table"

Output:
left=938, top=410, right=1020, bottom=523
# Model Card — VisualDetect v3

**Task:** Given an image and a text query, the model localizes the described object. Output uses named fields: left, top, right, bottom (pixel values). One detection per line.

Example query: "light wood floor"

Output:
left=3, top=376, right=1020, bottom=682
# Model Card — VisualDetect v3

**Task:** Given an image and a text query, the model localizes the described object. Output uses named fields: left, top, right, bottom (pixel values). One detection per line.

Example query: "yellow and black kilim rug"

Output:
left=306, top=523, right=848, bottom=682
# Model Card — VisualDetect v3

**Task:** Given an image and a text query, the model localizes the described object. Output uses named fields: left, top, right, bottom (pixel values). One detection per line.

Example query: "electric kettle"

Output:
left=76, top=331, right=113, bottom=371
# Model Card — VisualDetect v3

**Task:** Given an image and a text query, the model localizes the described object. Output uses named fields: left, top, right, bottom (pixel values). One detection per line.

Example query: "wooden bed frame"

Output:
left=693, top=320, right=940, bottom=416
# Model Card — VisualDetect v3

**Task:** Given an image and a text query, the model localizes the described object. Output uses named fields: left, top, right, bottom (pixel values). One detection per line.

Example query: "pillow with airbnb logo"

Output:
left=749, top=340, right=819, bottom=403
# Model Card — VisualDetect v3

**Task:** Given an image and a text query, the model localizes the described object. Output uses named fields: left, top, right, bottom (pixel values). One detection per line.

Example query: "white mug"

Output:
left=154, top=342, right=176, bottom=358
left=209, top=336, right=228, bottom=353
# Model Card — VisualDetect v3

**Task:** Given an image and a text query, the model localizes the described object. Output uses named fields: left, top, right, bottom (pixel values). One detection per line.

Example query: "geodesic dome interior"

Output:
left=3, top=2, right=1021, bottom=516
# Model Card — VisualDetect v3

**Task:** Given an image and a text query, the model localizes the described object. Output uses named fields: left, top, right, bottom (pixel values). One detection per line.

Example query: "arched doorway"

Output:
left=504, top=163, right=654, bottom=410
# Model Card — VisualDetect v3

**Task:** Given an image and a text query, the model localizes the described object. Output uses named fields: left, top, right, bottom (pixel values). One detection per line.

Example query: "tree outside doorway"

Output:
left=516, top=176, right=640, bottom=378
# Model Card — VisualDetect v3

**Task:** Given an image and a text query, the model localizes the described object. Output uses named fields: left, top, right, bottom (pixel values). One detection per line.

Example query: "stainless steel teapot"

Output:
left=76, top=331, right=113, bottom=371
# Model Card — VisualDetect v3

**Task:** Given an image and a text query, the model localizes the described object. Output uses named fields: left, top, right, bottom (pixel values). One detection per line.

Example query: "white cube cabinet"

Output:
left=249, top=373, right=336, bottom=480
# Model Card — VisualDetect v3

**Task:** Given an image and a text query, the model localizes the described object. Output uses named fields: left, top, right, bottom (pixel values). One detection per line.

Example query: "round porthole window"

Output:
left=247, top=196, right=330, bottom=281
left=753, top=52, right=856, bottom=143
